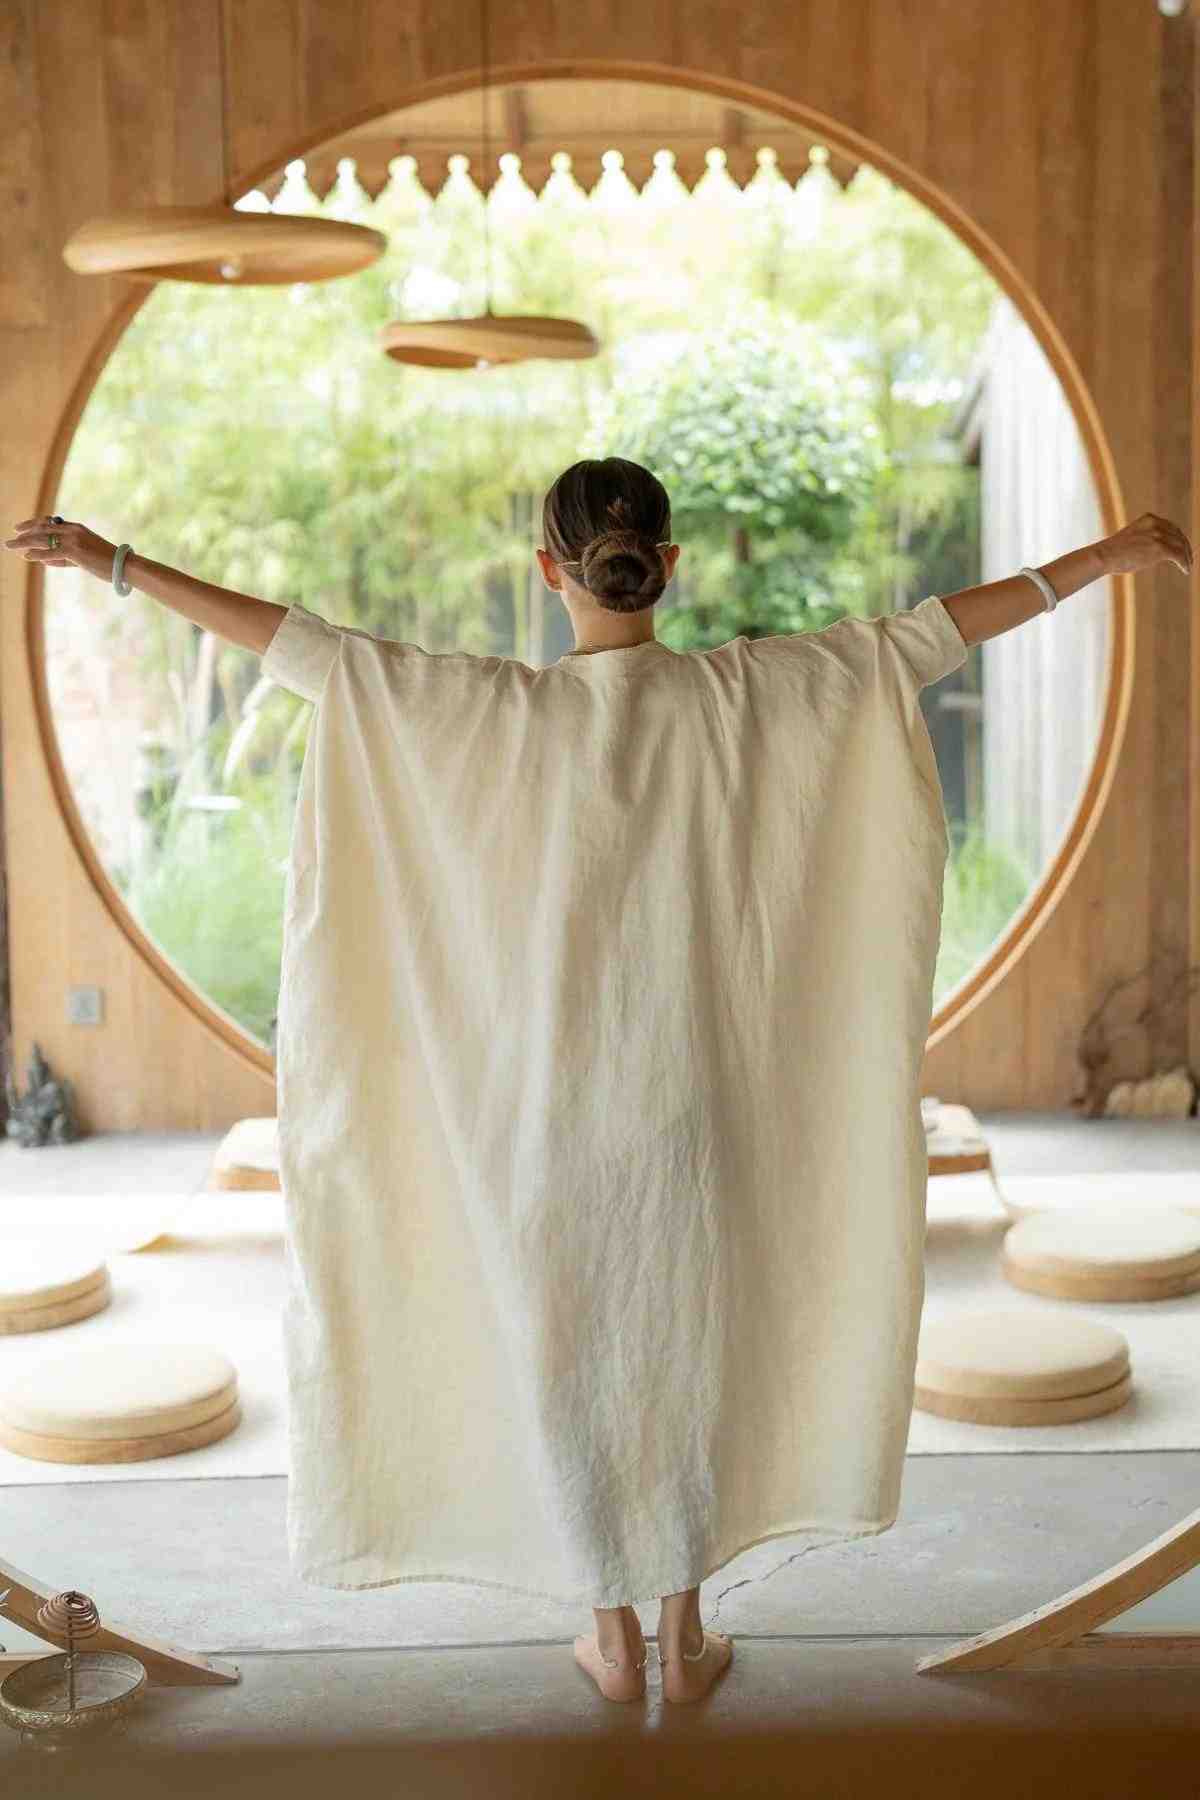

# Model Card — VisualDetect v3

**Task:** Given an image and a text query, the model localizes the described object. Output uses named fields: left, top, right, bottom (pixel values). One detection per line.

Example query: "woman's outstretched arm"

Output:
left=7, top=508, right=1193, bottom=658
left=940, top=512, right=1192, bottom=649
left=2, top=517, right=289, bottom=656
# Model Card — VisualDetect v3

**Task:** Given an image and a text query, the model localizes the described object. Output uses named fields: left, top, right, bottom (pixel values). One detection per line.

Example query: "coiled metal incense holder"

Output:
left=0, top=1590, right=145, bottom=1752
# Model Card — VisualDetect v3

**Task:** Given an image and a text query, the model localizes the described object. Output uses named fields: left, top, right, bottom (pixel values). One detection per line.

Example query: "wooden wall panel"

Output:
left=1153, top=8, right=1195, bottom=1069
left=1085, top=3, right=1158, bottom=1083
left=1194, top=0, right=1200, bottom=1070
left=0, top=4, right=50, bottom=329
left=0, top=0, right=270, bottom=1133
left=0, top=0, right=1193, bottom=1130
left=1012, top=1, right=1103, bottom=1110
left=860, top=0, right=928, bottom=179
left=1035, top=2, right=1097, bottom=373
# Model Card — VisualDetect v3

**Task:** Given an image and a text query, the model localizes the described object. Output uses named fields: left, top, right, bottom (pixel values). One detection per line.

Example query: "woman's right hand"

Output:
left=4, top=516, right=116, bottom=579
left=1098, top=512, right=1192, bottom=578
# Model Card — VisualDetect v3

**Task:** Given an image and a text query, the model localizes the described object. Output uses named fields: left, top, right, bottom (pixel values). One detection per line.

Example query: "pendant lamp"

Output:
left=62, top=74, right=385, bottom=286
left=63, top=206, right=386, bottom=286
left=380, top=0, right=599, bottom=369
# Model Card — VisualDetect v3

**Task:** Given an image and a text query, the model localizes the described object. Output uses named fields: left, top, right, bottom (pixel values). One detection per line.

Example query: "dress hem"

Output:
left=290, top=1511, right=900, bottom=1610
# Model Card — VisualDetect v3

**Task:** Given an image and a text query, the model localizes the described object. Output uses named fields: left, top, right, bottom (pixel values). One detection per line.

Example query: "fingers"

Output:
left=3, top=516, right=77, bottom=568
left=4, top=523, right=73, bottom=552
left=1140, top=513, right=1193, bottom=574
left=4, top=517, right=104, bottom=581
left=1164, top=523, right=1193, bottom=573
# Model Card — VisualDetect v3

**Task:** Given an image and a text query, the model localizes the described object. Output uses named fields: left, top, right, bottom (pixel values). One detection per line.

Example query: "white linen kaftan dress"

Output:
left=262, top=592, right=968, bottom=1608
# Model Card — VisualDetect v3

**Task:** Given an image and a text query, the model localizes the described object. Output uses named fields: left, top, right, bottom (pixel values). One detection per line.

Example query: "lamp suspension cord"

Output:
left=479, top=0, right=492, bottom=314
left=215, top=0, right=243, bottom=281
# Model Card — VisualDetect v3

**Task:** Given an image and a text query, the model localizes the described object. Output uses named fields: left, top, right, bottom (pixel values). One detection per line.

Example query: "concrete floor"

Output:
left=15, top=1637, right=1200, bottom=1800
left=2, top=1113, right=1199, bottom=1793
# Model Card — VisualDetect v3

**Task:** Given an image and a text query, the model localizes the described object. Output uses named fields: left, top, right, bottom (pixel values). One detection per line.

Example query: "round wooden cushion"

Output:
left=1002, top=1206, right=1200, bottom=1302
left=0, top=1246, right=111, bottom=1335
left=0, top=1345, right=240, bottom=1465
left=914, top=1309, right=1132, bottom=1426
left=212, top=1115, right=280, bottom=1190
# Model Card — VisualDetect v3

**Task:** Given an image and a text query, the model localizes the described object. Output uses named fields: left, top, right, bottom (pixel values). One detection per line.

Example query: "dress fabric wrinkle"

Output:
left=262, top=591, right=967, bottom=1607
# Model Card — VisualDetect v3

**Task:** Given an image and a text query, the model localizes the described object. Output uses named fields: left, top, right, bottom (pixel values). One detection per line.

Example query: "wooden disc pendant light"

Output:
left=380, top=0, right=599, bottom=370
left=61, top=61, right=385, bottom=286
left=380, top=313, right=599, bottom=368
left=63, top=207, right=386, bottom=286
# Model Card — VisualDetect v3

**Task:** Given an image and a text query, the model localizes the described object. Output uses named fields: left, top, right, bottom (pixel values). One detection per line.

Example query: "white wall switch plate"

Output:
left=67, top=986, right=104, bottom=1026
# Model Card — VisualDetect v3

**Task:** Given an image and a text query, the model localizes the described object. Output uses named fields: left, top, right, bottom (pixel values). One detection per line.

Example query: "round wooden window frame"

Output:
left=27, top=62, right=1132, bottom=1080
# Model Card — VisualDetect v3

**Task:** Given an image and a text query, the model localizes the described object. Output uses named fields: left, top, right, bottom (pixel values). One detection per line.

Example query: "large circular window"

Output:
left=42, top=79, right=1109, bottom=1052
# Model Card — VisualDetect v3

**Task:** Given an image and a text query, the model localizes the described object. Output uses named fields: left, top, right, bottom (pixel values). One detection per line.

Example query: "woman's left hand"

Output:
left=4, top=516, right=116, bottom=581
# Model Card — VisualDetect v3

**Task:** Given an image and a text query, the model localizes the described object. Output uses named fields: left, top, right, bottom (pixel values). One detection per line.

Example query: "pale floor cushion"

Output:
left=913, top=1373, right=1134, bottom=1427
left=1002, top=1205, right=1200, bottom=1301
left=211, top=1116, right=280, bottom=1190
left=1003, top=1205, right=1200, bottom=1279
left=917, top=1307, right=1130, bottom=1401
left=0, top=1246, right=109, bottom=1311
left=0, top=1245, right=111, bottom=1334
left=0, top=1344, right=238, bottom=1441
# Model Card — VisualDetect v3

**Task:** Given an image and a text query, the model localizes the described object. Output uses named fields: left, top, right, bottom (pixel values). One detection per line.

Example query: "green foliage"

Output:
left=935, top=821, right=1033, bottom=1005
left=586, top=304, right=883, bottom=642
left=126, top=774, right=292, bottom=1045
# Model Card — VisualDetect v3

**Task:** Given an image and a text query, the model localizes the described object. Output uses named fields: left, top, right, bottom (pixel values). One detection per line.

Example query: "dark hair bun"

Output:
left=579, top=528, right=666, bottom=608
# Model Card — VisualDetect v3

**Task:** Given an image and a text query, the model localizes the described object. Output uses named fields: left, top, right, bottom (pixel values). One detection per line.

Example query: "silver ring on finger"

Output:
left=48, top=534, right=59, bottom=551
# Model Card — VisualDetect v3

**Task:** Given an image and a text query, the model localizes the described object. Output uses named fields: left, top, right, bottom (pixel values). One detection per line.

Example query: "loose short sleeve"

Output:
left=875, top=594, right=968, bottom=690
left=261, top=602, right=343, bottom=703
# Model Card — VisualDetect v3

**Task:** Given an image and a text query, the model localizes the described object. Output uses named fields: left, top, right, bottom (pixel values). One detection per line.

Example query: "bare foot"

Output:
left=573, top=1624, right=648, bottom=1703
left=658, top=1628, right=734, bottom=1704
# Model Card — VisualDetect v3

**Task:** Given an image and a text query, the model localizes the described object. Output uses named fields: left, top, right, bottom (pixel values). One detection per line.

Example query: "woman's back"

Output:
left=263, top=592, right=966, bottom=1606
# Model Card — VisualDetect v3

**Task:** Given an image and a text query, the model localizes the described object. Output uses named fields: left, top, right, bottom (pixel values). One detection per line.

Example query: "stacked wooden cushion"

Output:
left=1002, top=1206, right=1200, bottom=1302
left=0, top=1247, right=111, bottom=1334
left=915, top=1309, right=1132, bottom=1425
left=211, top=1115, right=280, bottom=1190
left=0, top=1344, right=241, bottom=1464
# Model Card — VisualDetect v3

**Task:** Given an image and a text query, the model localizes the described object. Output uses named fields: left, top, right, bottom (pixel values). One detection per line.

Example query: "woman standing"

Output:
left=6, top=463, right=1190, bottom=1706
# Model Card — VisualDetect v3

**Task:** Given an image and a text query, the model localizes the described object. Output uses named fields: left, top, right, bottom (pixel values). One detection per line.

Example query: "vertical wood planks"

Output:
left=1088, top=0, right=1157, bottom=1082
left=1152, top=3, right=1194, bottom=1066
left=0, top=0, right=50, bottom=328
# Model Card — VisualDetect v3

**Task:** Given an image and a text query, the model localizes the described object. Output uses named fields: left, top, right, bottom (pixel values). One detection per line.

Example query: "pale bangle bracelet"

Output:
left=112, top=543, right=133, bottom=597
left=1017, top=564, right=1058, bottom=613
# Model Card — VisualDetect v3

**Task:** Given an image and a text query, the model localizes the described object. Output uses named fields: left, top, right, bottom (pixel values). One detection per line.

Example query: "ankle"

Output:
left=658, top=1611, right=703, bottom=1649
left=594, top=1605, right=642, bottom=1659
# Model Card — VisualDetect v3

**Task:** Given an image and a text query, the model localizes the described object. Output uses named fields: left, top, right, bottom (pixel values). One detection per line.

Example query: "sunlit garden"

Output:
left=45, top=141, right=1031, bottom=1046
